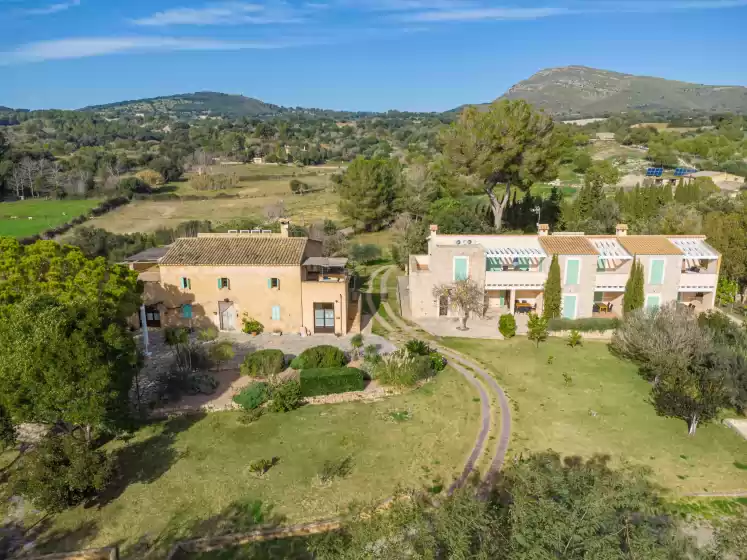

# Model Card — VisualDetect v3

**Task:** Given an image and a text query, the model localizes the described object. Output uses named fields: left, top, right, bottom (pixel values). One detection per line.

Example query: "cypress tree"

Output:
left=623, top=259, right=645, bottom=314
left=543, top=254, right=562, bottom=319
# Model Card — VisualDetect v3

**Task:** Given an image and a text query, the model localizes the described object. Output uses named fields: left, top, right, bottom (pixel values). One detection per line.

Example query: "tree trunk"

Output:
left=460, top=314, right=468, bottom=331
left=485, top=182, right=511, bottom=230
left=688, top=414, right=699, bottom=436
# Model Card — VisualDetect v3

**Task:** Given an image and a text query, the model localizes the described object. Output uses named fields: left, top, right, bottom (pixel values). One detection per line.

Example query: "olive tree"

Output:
left=433, top=279, right=484, bottom=330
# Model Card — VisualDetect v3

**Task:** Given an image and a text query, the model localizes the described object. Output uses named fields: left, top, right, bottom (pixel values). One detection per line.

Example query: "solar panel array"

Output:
left=673, top=168, right=698, bottom=176
left=645, top=168, right=664, bottom=177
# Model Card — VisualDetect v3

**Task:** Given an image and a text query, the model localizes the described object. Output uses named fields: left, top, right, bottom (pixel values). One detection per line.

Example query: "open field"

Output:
left=0, top=199, right=101, bottom=237
left=89, top=164, right=343, bottom=233
left=441, top=338, right=747, bottom=495
left=24, top=369, right=479, bottom=557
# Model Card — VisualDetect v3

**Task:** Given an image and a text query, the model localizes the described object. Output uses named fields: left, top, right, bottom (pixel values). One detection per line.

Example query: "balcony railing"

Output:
left=594, top=272, right=629, bottom=291
left=305, top=272, right=348, bottom=283
left=679, top=272, right=717, bottom=291
left=485, top=270, right=546, bottom=289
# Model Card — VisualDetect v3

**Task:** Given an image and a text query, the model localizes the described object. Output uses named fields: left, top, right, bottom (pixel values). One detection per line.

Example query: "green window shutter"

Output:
left=276, top=278, right=280, bottom=289
left=646, top=295, right=661, bottom=309
left=650, top=260, right=665, bottom=285
left=562, top=295, right=577, bottom=319
left=267, top=278, right=272, bottom=289
left=180, top=277, right=186, bottom=289
left=182, top=304, right=192, bottom=319
left=454, top=257, right=468, bottom=281
left=272, top=305, right=280, bottom=321
left=217, top=278, right=222, bottom=289
left=565, top=259, right=580, bottom=285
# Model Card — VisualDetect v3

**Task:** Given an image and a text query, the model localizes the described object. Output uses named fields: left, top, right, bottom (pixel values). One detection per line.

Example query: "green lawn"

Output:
left=0, top=199, right=100, bottom=237
left=441, top=338, right=747, bottom=495
left=27, top=369, right=479, bottom=558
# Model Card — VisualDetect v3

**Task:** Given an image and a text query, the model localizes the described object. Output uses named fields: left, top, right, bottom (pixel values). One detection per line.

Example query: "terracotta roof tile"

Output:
left=617, top=236, right=682, bottom=256
left=160, top=236, right=308, bottom=266
left=539, top=236, right=598, bottom=255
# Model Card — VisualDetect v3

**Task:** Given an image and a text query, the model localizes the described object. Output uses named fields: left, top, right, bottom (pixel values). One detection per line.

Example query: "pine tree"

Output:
left=623, top=259, right=645, bottom=314
left=543, top=254, right=562, bottom=319
left=527, top=313, right=549, bottom=348
left=614, top=188, right=626, bottom=213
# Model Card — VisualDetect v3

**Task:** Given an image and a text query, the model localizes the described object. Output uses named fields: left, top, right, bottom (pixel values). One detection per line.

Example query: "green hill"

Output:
left=495, top=66, right=747, bottom=117
left=81, top=91, right=281, bottom=118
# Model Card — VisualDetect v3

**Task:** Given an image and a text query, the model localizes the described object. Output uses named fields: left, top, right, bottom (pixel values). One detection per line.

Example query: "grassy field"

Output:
left=26, top=369, right=479, bottom=557
left=89, top=164, right=343, bottom=234
left=0, top=199, right=100, bottom=237
left=441, top=338, right=747, bottom=495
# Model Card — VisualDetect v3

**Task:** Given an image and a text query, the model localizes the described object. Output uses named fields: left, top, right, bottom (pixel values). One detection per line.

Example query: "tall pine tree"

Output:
left=623, top=258, right=645, bottom=314
left=543, top=254, right=562, bottom=319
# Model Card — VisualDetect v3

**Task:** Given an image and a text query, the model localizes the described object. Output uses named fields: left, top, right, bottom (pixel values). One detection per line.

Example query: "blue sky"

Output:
left=1, top=0, right=746, bottom=111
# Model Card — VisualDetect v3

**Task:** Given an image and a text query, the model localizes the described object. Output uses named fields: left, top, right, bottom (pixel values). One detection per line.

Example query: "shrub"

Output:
left=242, top=317, right=264, bottom=335
left=210, top=340, right=234, bottom=371
left=198, top=326, right=219, bottom=342
left=290, top=345, right=347, bottom=369
left=12, top=434, right=112, bottom=513
left=373, top=349, right=434, bottom=388
left=548, top=317, right=620, bottom=333
left=350, top=334, right=364, bottom=359
left=363, top=344, right=380, bottom=361
left=238, top=407, right=264, bottom=424
left=248, top=457, right=279, bottom=476
left=241, top=350, right=285, bottom=377
left=499, top=314, right=517, bottom=338
left=429, top=352, right=447, bottom=372
left=268, top=380, right=302, bottom=412
left=300, top=367, right=365, bottom=397
left=318, top=455, right=353, bottom=484
left=527, top=313, right=549, bottom=348
left=405, top=339, right=433, bottom=356
left=567, top=330, right=583, bottom=348
left=233, top=382, right=269, bottom=411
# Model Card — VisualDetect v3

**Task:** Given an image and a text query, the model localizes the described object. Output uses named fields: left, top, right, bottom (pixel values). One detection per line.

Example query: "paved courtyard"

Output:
left=415, top=312, right=529, bottom=339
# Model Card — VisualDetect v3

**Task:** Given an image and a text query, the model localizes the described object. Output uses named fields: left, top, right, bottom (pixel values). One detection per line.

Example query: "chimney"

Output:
left=538, top=224, right=549, bottom=237
left=279, top=219, right=290, bottom=238
left=429, top=224, right=438, bottom=238
left=615, top=224, right=628, bottom=237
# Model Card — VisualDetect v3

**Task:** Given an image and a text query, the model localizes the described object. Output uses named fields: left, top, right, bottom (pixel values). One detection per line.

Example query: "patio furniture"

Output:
left=515, top=302, right=533, bottom=314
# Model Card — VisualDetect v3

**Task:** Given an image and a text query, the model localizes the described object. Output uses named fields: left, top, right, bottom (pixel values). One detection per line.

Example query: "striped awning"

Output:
left=485, top=247, right=546, bottom=265
left=669, top=238, right=720, bottom=260
left=590, top=238, right=633, bottom=260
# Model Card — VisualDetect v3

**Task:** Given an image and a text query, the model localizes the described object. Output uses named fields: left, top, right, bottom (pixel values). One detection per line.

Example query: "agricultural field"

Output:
left=442, top=338, right=747, bottom=495
left=90, top=164, right=344, bottom=233
left=21, top=369, right=479, bottom=557
left=0, top=199, right=101, bottom=238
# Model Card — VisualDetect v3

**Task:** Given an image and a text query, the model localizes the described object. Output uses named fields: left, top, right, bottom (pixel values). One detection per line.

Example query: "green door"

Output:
left=645, top=294, right=661, bottom=309
left=562, top=295, right=577, bottom=319
left=454, top=257, right=469, bottom=281
left=565, top=259, right=580, bottom=285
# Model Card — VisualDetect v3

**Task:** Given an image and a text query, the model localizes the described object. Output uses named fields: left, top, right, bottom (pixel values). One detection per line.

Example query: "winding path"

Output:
left=367, top=265, right=512, bottom=487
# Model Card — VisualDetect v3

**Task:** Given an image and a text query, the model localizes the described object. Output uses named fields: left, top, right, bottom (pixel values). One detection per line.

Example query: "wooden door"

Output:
left=219, top=302, right=236, bottom=331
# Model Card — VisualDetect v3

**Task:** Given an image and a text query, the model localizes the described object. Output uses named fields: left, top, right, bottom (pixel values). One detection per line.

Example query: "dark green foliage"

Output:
left=527, top=313, right=549, bottom=348
left=0, top=404, right=15, bottom=451
left=233, top=382, right=269, bottom=411
left=623, top=258, right=645, bottom=314
left=543, top=255, right=561, bottom=319
left=499, top=313, right=517, bottom=338
left=12, top=434, right=112, bottom=513
left=248, top=457, right=279, bottom=476
left=429, top=352, right=447, bottom=372
left=336, top=156, right=403, bottom=231
left=241, top=317, right=264, bottom=335
left=548, top=317, right=620, bottom=332
left=426, top=198, right=492, bottom=234
left=0, top=295, right=139, bottom=432
left=289, top=179, right=310, bottom=195
left=404, top=339, right=433, bottom=356
left=241, top=350, right=285, bottom=377
left=268, top=380, right=302, bottom=413
left=348, top=243, right=382, bottom=264
left=290, top=345, right=347, bottom=369
left=300, top=368, right=365, bottom=397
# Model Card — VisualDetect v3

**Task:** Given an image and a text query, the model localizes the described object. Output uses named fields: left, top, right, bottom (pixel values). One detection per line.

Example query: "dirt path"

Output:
left=371, top=265, right=512, bottom=487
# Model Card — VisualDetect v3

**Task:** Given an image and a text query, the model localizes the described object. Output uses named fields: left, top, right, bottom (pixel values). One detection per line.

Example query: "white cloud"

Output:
left=398, top=6, right=567, bottom=22
left=22, top=0, right=80, bottom=16
left=0, top=36, right=308, bottom=65
left=132, top=2, right=302, bottom=26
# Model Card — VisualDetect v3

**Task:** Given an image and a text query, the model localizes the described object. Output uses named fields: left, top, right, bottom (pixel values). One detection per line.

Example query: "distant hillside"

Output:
left=495, top=66, right=747, bottom=117
left=82, top=91, right=281, bottom=118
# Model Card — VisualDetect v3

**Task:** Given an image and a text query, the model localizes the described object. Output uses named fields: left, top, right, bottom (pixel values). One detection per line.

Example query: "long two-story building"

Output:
left=126, top=221, right=359, bottom=336
left=408, top=224, right=721, bottom=320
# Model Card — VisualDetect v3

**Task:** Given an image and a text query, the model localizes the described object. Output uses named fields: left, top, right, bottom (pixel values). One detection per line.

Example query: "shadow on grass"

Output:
left=28, top=519, right=100, bottom=557
left=92, top=413, right=207, bottom=509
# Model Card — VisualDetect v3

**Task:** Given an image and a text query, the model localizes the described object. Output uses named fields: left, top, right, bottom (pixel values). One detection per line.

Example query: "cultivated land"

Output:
left=442, top=338, right=747, bottom=495
left=0, top=199, right=100, bottom=237
left=88, top=164, right=344, bottom=234
left=27, top=370, right=479, bottom=557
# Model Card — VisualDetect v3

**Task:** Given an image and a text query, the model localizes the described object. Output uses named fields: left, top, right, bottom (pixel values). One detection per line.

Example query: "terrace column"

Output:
left=509, top=289, right=517, bottom=314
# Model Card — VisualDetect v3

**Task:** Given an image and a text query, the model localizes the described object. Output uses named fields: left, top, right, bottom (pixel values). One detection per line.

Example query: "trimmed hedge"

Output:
left=499, top=314, right=516, bottom=338
left=290, top=345, right=347, bottom=369
left=547, top=317, right=620, bottom=333
left=233, top=382, right=269, bottom=411
left=241, top=349, right=284, bottom=377
left=300, top=367, right=365, bottom=397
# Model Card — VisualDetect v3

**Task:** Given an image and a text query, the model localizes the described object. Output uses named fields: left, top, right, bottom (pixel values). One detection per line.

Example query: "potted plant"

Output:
left=242, top=316, right=264, bottom=336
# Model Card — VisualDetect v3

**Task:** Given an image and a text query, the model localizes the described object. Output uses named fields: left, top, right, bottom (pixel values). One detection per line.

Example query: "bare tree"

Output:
left=9, top=166, right=25, bottom=198
left=432, top=279, right=484, bottom=330
left=263, top=201, right=287, bottom=222
left=189, top=149, right=214, bottom=175
left=48, top=161, right=64, bottom=196
left=18, top=157, right=38, bottom=198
